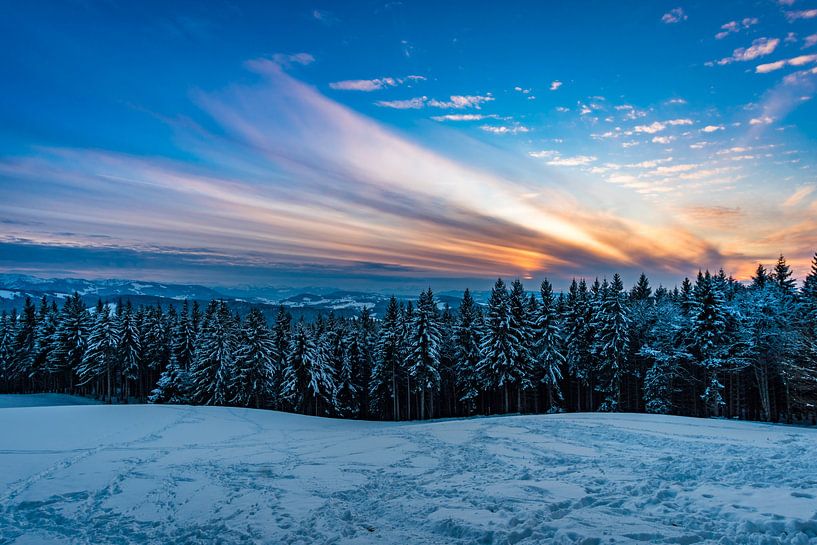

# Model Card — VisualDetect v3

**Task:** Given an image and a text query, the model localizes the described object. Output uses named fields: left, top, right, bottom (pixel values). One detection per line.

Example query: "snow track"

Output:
left=1, top=403, right=816, bottom=544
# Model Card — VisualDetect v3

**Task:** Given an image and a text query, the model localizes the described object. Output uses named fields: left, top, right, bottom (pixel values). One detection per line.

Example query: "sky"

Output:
left=1, top=1, right=816, bottom=291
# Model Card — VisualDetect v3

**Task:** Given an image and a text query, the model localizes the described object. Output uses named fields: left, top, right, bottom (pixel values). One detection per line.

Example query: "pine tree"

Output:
left=0, top=311, right=14, bottom=391
left=453, top=289, right=482, bottom=412
left=77, top=304, right=119, bottom=401
left=371, top=297, right=402, bottom=419
left=751, top=263, right=769, bottom=290
left=118, top=300, right=142, bottom=400
left=408, top=288, right=442, bottom=419
left=535, top=279, right=565, bottom=412
left=190, top=301, right=236, bottom=406
left=11, top=297, right=37, bottom=384
left=592, top=274, right=630, bottom=411
left=282, top=320, right=335, bottom=415
left=772, top=254, right=796, bottom=296
left=478, top=278, right=523, bottom=414
left=692, top=271, right=730, bottom=416
left=508, top=279, right=533, bottom=412
left=173, top=301, right=196, bottom=374
left=564, top=279, right=593, bottom=410
left=630, top=273, right=652, bottom=301
left=231, top=308, right=277, bottom=408
left=47, top=293, right=88, bottom=391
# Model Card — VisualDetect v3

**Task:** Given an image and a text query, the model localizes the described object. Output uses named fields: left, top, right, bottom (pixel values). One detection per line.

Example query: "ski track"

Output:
left=1, top=403, right=816, bottom=545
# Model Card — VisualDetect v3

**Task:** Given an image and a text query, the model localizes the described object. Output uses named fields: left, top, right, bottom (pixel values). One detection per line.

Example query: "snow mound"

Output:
left=0, top=405, right=815, bottom=544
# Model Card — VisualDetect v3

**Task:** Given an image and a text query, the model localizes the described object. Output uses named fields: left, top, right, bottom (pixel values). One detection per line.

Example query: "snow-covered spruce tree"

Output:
left=31, top=297, right=58, bottom=387
left=47, top=293, right=88, bottom=392
left=172, top=300, right=196, bottom=374
left=454, top=289, right=482, bottom=414
left=478, top=278, right=523, bottom=414
left=354, top=307, right=375, bottom=419
left=0, top=311, right=15, bottom=391
left=77, top=303, right=119, bottom=402
left=118, top=300, right=142, bottom=401
left=535, top=279, right=565, bottom=412
left=639, top=297, right=691, bottom=414
left=271, top=305, right=293, bottom=407
left=592, top=274, right=630, bottom=412
left=10, top=297, right=37, bottom=386
left=508, top=279, right=534, bottom=412
left=691, top=271, right=730, bottom=417
left=772, top=254, right=797, bottom=297
left=751, top=263, right=769, bottom=290
left=282, top=320, right=335, bottom=416
left=190, top=301, right=236, bottom=406
left=371, top=296, right=402, bottom=420
left=563, top=279, right=593, bottom=410
left=140, top=304, right=168, bottom=389
left=335, top=325, right=362, bottom=418
left=627, top=273, right=657, bottom=413
left=230, top=308, right=277, bottom=409
left=408, top=288, right=442, bottom=420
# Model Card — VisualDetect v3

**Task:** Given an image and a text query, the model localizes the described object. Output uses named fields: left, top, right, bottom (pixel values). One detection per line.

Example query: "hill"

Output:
left=1, top=402, right=815, bottom=544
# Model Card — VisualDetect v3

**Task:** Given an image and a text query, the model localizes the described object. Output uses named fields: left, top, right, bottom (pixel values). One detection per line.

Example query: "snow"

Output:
left=0, top=290, right=20, bottom=300
left=1, top=402, right=816, bottom=544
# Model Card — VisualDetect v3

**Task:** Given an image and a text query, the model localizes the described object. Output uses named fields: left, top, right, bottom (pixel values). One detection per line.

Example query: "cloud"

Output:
left=661, top=7, right=687, bottom=24
left=329, top=75, right=425, bottom=91
left=635, top=122, right=666, bottom=134
left=715, top=18, right=759, bottom=40
left=514, top=86, right=531, bottom=94
left=785, top=9, right=817, bottom=21
left=431, top=114, right=493, bottom=121
left=546, top=155, right=597, bottom=166
left=749, top=115, right=774, bottom=125
left=702, top=125, right=725, bottom=132
left=428, top=95, right=494, bottom=109
left=2, top=63, right=733, bottom=284
left=756, top=54, right=817, bottom=73
left=480, top=124, right=530, bottom=134
left=783, top=185, right=816, bottom=206
left=382, top=95, right=494, bottom=110
left=717, top=37, right=780, bottom=65
left=527, top=150, right=558, bottom=159
left=265, top=52, right=315, bottom=67
left=805, top=34, right=817, bottom=49
left=652, top=136, right=674, bottom=144
left=375, top=97, right=427, bottom=109
left=550, top=80, right=562, bottom=91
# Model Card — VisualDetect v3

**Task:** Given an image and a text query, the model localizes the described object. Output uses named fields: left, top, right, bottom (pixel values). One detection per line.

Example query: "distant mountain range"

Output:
left=0, top=274, right=475, bottom=320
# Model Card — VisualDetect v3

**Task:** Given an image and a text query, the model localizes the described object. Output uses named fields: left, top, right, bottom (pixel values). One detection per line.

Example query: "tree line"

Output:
left=1, top=253, right=816, bottom=423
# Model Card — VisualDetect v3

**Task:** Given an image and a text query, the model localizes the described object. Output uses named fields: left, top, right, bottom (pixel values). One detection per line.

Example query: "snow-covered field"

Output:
left=1, top=399, right=816, bottom=544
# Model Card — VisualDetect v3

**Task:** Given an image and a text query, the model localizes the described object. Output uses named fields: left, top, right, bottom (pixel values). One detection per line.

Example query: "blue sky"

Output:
left=1, top=1, right=816, bottom=290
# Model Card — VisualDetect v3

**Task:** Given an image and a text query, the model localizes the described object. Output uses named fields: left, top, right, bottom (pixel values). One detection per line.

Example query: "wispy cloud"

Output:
left=550, top=80, right=562, bottom=91
left=702, top=125, right=725, bottom=132
left=329, top=75, right=425, bottom=91
left=431, top=114, right=494, bottom=122
left=480, top=124, right=529, bottom=134
left=377, top=94, right=494, bottom=110
left=375, top=97, right=427, bottom=109
left=785, top=9, right=817, bottom=21
left=716, top=37, right=780, bottom=65
left=756, top=54, right=817, bottom=73
left=661, top=7, right=688, bottom=24
left=2, top=63, right=728, bottom=282
left=783, top=185, right=816, bottom=206
left=715, top=18, right=759, bottom=40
